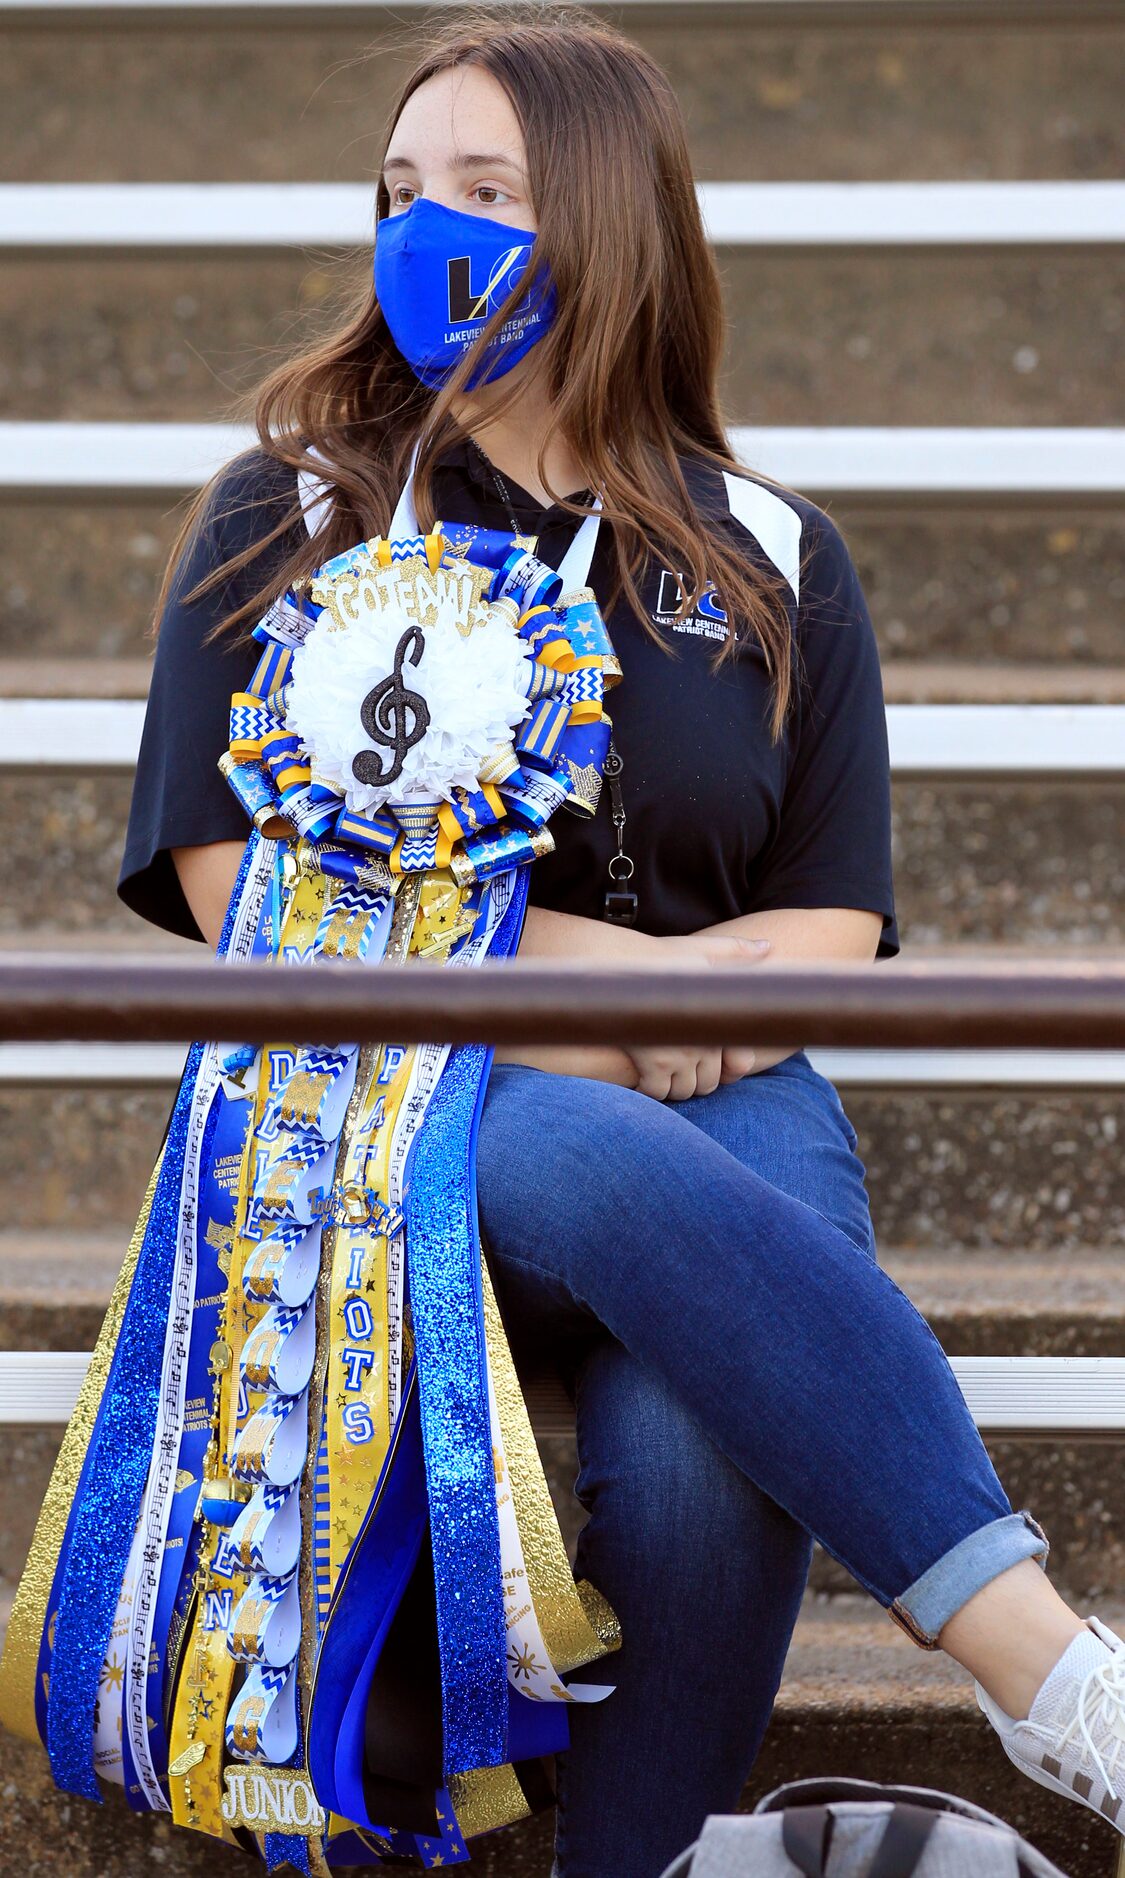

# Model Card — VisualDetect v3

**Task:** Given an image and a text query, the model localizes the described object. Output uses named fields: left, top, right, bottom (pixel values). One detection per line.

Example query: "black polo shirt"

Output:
left=118, top=441, right=899, bottom=958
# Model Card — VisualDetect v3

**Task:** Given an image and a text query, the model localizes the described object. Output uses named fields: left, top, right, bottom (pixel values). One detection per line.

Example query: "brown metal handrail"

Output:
left=0, top=954, right=1122, bottom=1046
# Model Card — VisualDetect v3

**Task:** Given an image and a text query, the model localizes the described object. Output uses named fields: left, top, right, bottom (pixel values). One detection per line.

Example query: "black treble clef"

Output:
left=352, top=625, right=431, bottom=788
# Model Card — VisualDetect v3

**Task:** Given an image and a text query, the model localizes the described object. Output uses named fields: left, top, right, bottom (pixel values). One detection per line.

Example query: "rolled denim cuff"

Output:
left=889, top=1508, right=1049, bottom=1650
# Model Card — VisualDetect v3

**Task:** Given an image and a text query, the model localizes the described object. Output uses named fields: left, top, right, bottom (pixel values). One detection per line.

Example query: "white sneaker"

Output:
left=975, top=1615, right=1125, bottom=1837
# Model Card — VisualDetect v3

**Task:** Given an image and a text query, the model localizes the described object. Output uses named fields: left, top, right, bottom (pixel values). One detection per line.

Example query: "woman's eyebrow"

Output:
left=450, top=152, right=524, bottom=174
left=382, top=152, right=524, bottom=176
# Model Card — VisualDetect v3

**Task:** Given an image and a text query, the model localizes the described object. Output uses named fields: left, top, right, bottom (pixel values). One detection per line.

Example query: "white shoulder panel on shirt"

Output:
left=721, top=469, right=803, bottom=607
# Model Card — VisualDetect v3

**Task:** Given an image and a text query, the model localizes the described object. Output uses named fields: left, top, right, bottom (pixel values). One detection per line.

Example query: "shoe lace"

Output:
left=1056, top=1644, right=1125, bottom=1794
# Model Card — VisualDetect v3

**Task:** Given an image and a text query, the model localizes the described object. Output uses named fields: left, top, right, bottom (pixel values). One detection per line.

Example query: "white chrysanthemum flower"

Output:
left=286, top=587, right=531, bottom=815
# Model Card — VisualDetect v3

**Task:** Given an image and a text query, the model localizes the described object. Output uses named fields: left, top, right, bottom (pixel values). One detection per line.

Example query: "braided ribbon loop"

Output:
left=8, top=525, right=623, bottom=1875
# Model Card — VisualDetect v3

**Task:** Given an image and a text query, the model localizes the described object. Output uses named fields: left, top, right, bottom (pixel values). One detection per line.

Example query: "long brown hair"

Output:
left=156, top=4, right=809, bottom=740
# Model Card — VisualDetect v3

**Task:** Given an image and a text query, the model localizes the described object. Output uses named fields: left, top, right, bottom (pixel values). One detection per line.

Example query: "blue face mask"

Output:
left=374, top=196, right=557, bottom=390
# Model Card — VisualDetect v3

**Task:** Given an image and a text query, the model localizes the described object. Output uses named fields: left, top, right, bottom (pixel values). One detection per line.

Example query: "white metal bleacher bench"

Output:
left=1, top=697, right=1123, bottom=779
left=2, top=180, right=1124, bottom=248
left=2, top=1352, right=1125, bottom=1442
left=4, top=420, right=1125, bottom=497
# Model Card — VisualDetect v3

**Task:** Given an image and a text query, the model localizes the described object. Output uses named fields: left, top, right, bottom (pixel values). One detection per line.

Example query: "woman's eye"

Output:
left=389, top=184, right=416, bottom=209
left=471, top=185, right=512, bottom=207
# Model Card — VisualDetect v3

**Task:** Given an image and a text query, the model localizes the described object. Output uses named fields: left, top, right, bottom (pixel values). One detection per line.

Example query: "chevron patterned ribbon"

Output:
left=0, top=525, right=624, bottom=1875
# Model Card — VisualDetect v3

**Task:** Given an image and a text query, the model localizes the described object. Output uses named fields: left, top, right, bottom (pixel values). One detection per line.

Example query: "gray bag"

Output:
left=657, top=1776, right=1072, bottom=1878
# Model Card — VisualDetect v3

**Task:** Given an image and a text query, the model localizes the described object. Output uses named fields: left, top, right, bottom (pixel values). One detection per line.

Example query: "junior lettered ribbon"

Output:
left=0, top=519, right=622, bottom=1871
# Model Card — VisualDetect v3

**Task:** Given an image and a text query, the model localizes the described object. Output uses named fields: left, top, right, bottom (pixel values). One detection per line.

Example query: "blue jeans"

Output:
left=475, top=1049, right=1049, bottom=1878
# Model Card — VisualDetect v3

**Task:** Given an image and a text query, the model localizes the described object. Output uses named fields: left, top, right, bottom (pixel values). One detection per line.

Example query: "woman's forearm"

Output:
left=688, top=903, right=886, bottom=1071
left=490, top=1039, right=639, bottom=1083
left=515, top=902, right=661, bottom=964
left=493, top=904, right=658, bottom=1083
left=508, top=903, right=885, bottom=1083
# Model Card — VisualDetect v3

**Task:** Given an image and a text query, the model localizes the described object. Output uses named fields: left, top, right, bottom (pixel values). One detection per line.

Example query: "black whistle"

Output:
left=603, top=888, right=639, bottom=927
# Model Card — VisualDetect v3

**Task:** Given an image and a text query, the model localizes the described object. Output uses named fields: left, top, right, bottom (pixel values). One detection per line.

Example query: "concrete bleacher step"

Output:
left=2, top=1589, right=1123, bottom=1877
left=0, top=924, right=193, bottom=953
left=0, top=657, right=153, bottom=698
left=0, top=1012, right=1122, bottom=1237
left=2, top=1234, right=1121, bottom=1357
left=3, top=501, right=1122, bottom=668
left=5, top=247, right=1124, bottom=429
left=4, top=764, right=1121, bottom=943
left=883, top=1250, right=1125, bottom=1356
left=6, top=655, right=1125, bottom=704
left=1, top=1233, right=1120, bottom=1613
left=4, top=8, right=1120, bottom=187
left=880, top=664, right=1125, bottom=704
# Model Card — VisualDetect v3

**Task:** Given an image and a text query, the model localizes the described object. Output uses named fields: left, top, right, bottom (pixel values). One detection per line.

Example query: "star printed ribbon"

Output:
left=0, top=524, right=624, bottom=1875
left=222, top=524, right=620, bottom=873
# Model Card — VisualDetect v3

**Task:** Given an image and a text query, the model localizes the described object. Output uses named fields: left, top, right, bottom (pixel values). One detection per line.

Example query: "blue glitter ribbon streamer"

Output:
left=263, top=1678, right=314, bottom=1878
left=403, top=868, right=529, bottom=1778
left=45, top=1038, right=207, bottom=1800
left=43, top=837, right=260, bottom=1801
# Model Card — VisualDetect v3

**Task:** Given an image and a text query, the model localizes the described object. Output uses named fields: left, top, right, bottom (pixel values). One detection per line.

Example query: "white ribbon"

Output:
left=98, top=839, right=275, bottom=1805
left=300, top=435, right=603, bottom=593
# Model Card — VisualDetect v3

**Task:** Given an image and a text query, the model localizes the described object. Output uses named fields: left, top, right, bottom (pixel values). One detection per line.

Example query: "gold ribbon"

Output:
left=324, top=1049, right=402, bottom=1585
left=2, top=833, right=619, bottom=1858
left=0, top=1152, right=164, bottom=1745
left=166, top=1530, right=244, bottom=1844
left=481, top=1256, right=621, bottom=1676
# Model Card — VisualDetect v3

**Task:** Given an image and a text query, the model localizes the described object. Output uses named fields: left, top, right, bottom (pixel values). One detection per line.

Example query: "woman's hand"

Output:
left=491, top=904, right=657, bottom=1085
left=492, top=909, right=778, bottom=1095
left=623, top=930, right=773, bottom=1102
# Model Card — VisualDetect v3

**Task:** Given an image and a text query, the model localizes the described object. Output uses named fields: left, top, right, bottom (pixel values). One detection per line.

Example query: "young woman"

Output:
left=110, top=11, right=1125, bottom=1878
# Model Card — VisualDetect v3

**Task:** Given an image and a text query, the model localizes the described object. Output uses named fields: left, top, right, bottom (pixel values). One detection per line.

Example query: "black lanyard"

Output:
left=470, top=439, right=638, bottom=926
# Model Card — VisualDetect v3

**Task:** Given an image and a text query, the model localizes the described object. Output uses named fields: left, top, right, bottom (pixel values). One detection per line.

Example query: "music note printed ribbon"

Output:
left=0, top=520, right=623, bottom=1876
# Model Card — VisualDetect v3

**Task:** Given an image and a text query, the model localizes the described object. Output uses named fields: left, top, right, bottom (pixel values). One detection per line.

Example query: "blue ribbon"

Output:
left=306, top=1361, right=428, bottom=1824
left=45, top=1053, right=208, bottom=1800
left=403, top=868, right=529, bottom=1777
left=41, top=839, right=261, bottom=1800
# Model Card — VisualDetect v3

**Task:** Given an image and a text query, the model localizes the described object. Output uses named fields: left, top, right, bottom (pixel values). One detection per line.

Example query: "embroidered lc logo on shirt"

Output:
left=653, top=567, right=728, bottom=640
